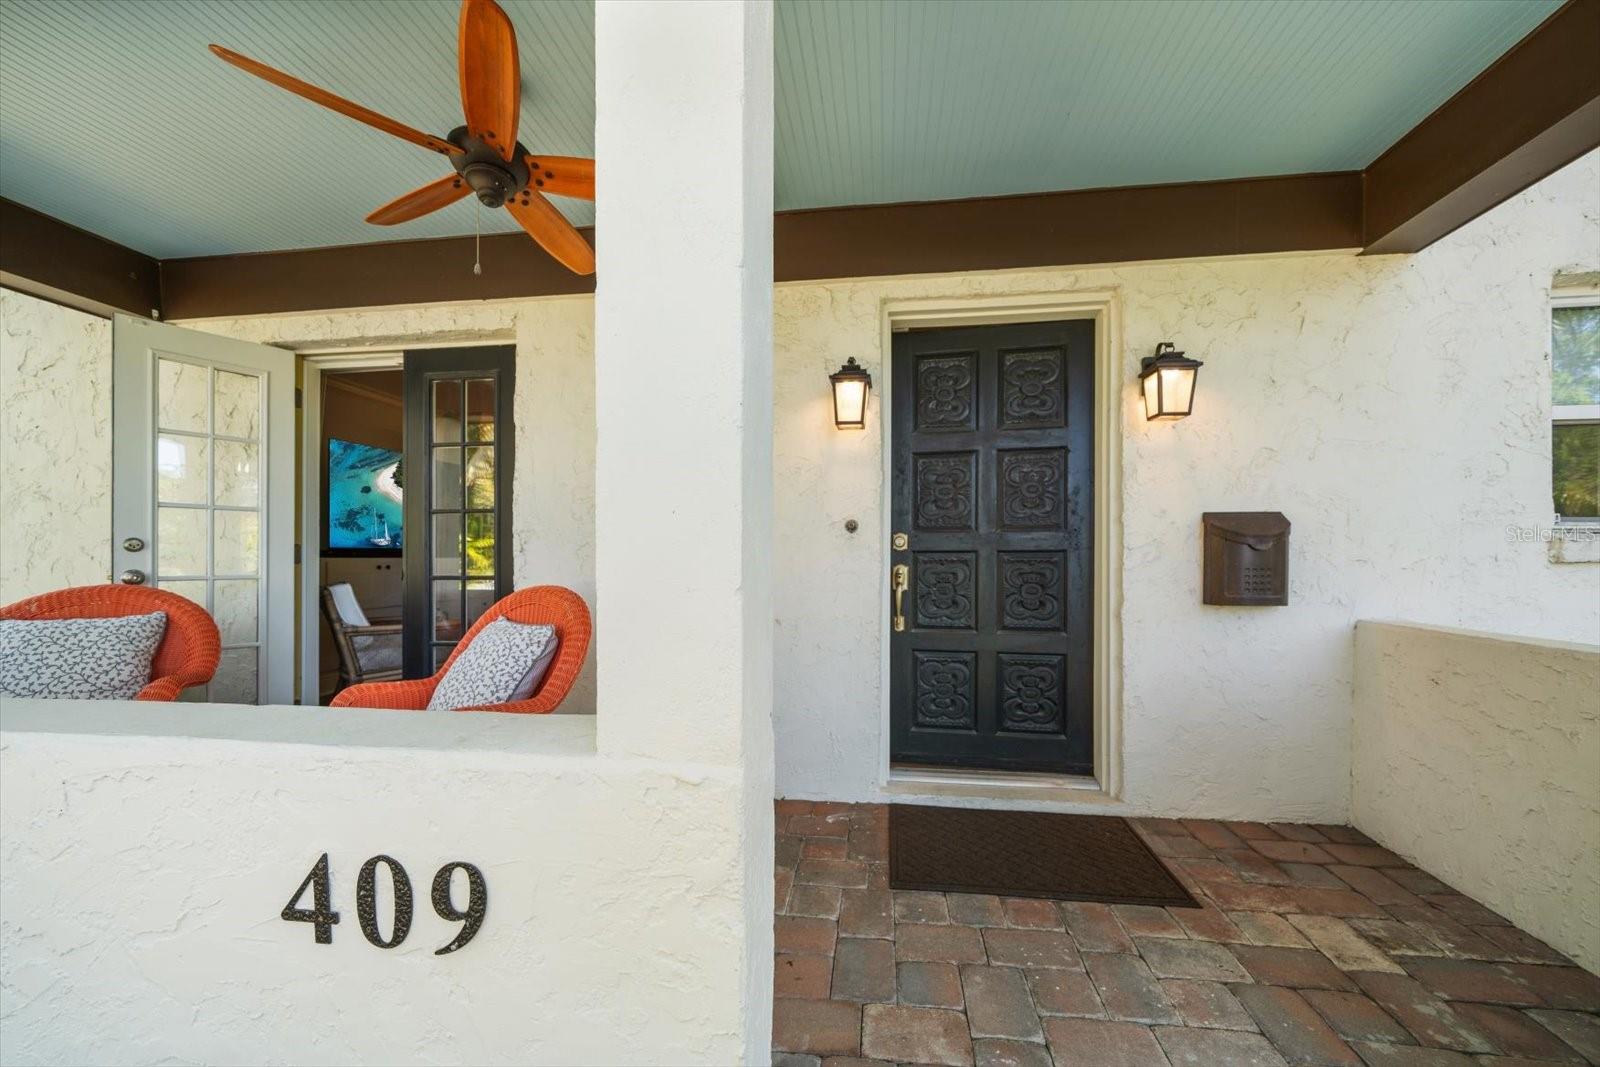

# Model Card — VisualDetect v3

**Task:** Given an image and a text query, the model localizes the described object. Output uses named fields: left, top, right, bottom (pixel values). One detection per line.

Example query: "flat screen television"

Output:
left=325, top=438, right=403, bottom=555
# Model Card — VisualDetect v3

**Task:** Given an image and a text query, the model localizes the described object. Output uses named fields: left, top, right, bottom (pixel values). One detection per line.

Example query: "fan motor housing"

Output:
left=447, top=126, right=531, bottom=208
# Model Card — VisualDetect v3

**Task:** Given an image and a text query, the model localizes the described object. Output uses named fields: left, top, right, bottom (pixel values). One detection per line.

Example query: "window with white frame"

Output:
left=1551, top=292, right=1600, bottom=523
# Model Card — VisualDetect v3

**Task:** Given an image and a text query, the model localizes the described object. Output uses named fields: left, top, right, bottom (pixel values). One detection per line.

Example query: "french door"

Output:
left=401, top=347, right=516, bottom=677
left=889, top=320, right=1095, bottom=775
left=111, top=315, right=296, bottom=704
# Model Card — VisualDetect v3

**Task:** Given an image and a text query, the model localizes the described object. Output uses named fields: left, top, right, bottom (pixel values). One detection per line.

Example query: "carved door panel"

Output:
left=889, top=321, right=1094, bottom=774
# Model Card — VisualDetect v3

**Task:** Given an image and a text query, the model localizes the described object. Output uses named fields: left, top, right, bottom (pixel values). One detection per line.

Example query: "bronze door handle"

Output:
left=892, top=563, right=909, bottom=632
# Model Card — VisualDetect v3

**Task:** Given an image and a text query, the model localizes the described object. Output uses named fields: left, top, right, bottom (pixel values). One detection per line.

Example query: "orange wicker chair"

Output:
left=0, top=584, right=222, bottom=701
left=331, top=586, right=591, bottom=713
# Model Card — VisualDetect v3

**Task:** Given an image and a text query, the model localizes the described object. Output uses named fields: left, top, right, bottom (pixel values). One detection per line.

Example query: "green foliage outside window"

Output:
left=1552, top=304, right=1599, bottom=520
left=1554, top=423, right=1598, bottom=519
left=1552, top=305, right=1600, bottom=405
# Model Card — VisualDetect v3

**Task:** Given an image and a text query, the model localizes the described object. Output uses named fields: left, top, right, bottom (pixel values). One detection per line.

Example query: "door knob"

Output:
left=118, top=569, right=147, bottom=585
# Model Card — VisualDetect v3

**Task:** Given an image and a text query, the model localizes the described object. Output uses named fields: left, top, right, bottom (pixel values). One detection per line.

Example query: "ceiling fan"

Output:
left=210, top=0, right=595, bottom=275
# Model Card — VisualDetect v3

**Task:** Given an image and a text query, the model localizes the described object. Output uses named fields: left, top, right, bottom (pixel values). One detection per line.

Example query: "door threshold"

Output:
left=886, top=762, right=1114, bottom=804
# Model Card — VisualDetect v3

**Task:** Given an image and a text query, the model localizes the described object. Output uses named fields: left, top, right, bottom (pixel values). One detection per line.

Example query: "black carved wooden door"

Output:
left=890, top=321, right=1094, bottom=774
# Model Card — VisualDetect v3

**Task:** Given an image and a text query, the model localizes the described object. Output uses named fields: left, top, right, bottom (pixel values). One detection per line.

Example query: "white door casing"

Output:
left=112, top=315, right=295, bottom=704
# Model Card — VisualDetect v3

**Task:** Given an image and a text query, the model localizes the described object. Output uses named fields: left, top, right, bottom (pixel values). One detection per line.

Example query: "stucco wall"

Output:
left=1351, top=621, right=1600, bottom=972
left=30, top=151, right=1600, bottom=823
left=0, top=289, right=111, bottom=602
left=176, top=299, right=601, bottom=714
left=0, top=699, right=757, bottom=1065
left=768, top=152, right=1600, bottom=820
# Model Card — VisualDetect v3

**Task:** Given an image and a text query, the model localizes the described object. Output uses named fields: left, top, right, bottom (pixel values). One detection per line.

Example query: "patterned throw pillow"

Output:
left=0, top=612, right=168, bottom=700
left=428, top=618, right=559, bottom=711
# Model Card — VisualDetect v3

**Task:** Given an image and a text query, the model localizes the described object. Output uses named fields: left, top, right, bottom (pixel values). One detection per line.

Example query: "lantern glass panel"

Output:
left=1161, top=366, right=1195, bottom=416
left=1142, top=373, right=1161, bottom=420
left=833, top=378, right=868, bottom=428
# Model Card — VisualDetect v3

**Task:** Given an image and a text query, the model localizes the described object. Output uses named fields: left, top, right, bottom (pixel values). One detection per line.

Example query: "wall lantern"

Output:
left=829, top=357, right=872, bottom=429
left=1138, top=342, right=1204, bottom=421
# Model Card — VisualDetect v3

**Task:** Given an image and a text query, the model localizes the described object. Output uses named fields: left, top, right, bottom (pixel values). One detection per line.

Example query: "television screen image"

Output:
left=326, top=438, right=403, bottom=552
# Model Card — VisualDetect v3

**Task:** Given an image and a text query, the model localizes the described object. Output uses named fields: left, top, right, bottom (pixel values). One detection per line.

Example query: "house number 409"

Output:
left=282, top=853, right=487, bottom=955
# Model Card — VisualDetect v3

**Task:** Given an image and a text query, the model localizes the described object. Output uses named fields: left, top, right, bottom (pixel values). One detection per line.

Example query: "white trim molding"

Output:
left=876, top=290, right=1124, bottom=803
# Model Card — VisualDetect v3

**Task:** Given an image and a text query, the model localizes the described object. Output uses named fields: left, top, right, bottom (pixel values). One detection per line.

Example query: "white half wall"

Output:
left=0, top=289, right=111, bottom=602
left=1351, top=621, right=1600, bottom=972
left=0, top=700, right=756, bottom=1065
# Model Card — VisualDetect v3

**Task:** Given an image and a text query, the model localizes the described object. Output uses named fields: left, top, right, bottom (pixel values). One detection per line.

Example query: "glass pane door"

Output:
left=402, top=348, right=516, bottom=677
left=154, top=356, right=264, bottom=701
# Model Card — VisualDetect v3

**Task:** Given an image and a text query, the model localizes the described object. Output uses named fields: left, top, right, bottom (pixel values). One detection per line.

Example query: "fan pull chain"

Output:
left=473, top=201, right=483, bottom=276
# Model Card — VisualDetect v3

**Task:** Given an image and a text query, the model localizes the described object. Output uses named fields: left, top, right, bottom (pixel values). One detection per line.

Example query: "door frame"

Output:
left=298, top=351, right=405, bottom=704
left=877, top=291, right=1123, bottom=801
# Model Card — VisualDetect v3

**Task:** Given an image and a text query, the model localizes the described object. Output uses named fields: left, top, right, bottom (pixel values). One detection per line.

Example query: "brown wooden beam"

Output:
left=160, top=172, right=1361, bottom=318
left=160, top=227, right=596, bottom=320
left=1363, top=0, right=1600, bottom=255
left=0, top=199, right=162, bottom=318
left=775, top=172, right=1361, bottom=283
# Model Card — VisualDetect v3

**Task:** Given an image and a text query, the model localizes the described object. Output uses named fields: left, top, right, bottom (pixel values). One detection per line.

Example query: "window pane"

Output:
left=1553, top=422, right=1599, bottom=519
left=158, top=358, right=208, bottom=432
left=466, top=378, right=495, bottom=441
left=214, top=440, right=259, bottom=507
left=214, top=578, right=259, bottom=643
left=215, top=510, right=260, bottom=575
left=465, top=512, right=495, bottom=577
left=158, top=507, right=207, bottom=576
left=159, top=579, right=208, bottom=608
left=211, top=647, right=258, bottom=703
left=157, top=434, right=208, bottom=504
left=434, top=643, right=456, bottom=671
left=433, top=579, right=464, bottom=642
left=465, top=445, right=495, bottom=509
left=432, top=380, right=462, bottom=443
left=465, top=579, right=495, bottom=629
left=1553, top=305, right=1600, bottom=405
left=432, top=447, right=462, bottom=509
left=214, top=370, right=261, bottom=439
left=433, top=513, right=463, bottom=576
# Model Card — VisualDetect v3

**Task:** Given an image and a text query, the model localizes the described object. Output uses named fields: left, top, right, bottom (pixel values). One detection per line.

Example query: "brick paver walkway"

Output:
left=772, top=800, right=1600, bottom=1067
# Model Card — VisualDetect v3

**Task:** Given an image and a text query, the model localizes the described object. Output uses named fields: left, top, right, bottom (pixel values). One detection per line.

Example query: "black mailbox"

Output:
left=1202, top=512, right=1289, bottom=606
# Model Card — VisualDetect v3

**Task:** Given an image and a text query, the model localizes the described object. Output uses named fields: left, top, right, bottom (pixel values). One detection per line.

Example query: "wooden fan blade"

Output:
left=366, top=175, right=471, bottom=225
left=523, top=154, right=594, bottom=201
left=210, top=44, right=460, bottom=156
left=505, top=192, right=594, bottom=275
left=459, top=0, right=520, bottom=163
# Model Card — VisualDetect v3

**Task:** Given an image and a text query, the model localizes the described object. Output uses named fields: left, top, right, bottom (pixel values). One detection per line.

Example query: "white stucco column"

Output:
left=593, top=4, right=775, bottom=1057
left=593, top=0, right=774, bottom=770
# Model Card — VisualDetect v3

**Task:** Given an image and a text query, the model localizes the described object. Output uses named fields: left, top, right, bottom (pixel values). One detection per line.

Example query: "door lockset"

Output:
left=891, top=564, right=909, bottom=632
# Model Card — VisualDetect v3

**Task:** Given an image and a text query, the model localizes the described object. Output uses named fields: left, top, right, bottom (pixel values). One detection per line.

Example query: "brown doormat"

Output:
left=889, top=804, right=1199, bottom=908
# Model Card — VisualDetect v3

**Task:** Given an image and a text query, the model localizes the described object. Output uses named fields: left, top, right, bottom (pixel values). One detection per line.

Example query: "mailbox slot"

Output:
left=1202, top=512, right=1289, bottom=605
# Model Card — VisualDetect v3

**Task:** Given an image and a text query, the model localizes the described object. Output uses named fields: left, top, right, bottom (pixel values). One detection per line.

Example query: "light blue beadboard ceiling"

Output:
left=0, top=0, right=1557, bottom=259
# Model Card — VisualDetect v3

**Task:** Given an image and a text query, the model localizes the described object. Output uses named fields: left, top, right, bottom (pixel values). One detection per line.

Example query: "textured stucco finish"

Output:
left=177, top=152, right=1600, bottom=823
left=180, top=299, right=602, bottom=714
left=770, top=153, right=1600, bottom=820
left=0, top=701, right=753, bottom=1065
left=1351, top=621, right=1600, bottom=972
left=0, top=290, right=111, bottom=602
left=593, top=3, right=776, bottom=1062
